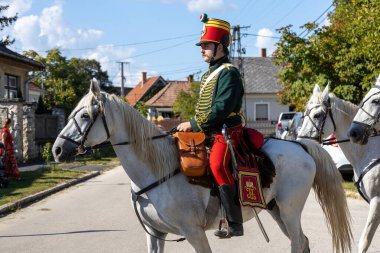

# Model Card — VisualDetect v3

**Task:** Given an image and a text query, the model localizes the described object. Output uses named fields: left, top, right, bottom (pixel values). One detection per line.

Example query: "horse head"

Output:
left=53, top=79, right=111, bottom=162
left=297, top=84, right=335, bottom=142
left=348, top=75, right=380, bottom=145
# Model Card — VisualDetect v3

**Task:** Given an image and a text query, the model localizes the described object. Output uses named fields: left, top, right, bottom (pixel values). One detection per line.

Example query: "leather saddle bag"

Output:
left=173, top=132, right=208, bottom=177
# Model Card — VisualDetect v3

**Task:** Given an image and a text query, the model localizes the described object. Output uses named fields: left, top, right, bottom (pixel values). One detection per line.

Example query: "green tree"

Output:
left=273, top=0, right=380, bottom=111
left=0, top=4, right=17, bottom=47
left=135, top=101, right=148, bottom=117
left=36, top=95, right=47, bottom=114
left=23, top=49, right=112, bottom=113
left=173, top=82, right=200, bottom=120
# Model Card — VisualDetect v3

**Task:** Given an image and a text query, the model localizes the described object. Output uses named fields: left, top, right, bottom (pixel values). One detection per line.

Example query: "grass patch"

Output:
left=63, top=156, right=119, bottom=166
left=343, top=181, right=357, bottom=193
left=0, top=166, right=88, bottom=206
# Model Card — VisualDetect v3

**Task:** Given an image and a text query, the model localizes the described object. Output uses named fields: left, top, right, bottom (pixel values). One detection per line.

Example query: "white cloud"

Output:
left=84, top=45, right=137, bottom=86
left=10, top=3, right=103, bottom=52
left=255, top=28, right=276, bottom=55
left=38, top=4, right=103, bottom=49
left=13, top=15, right=44, bottom=51
left=2, top=0, right=33, bottom=16
left=187, top=0, right=228, bottom=12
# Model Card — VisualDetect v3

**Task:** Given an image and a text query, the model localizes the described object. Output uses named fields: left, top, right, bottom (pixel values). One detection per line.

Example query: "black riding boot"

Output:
left=214, top=184, right=244, bottom=238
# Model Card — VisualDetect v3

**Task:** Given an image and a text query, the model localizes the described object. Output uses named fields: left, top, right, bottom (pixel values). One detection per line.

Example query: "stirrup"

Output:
left=214, top=227, right=230, bottom=238
left=215, top=219, right=230, bottom=238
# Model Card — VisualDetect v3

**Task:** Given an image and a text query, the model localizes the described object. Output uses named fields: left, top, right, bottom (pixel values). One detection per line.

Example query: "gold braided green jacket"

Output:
left=190, top=56, right=244, bottom=132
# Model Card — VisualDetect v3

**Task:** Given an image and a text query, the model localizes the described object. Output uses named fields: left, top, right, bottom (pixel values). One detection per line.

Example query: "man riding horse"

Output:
left=177, top=13, right=245, bottom=238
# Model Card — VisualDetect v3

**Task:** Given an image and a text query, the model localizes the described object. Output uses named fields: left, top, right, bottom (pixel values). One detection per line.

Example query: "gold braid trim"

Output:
left=194, top=70, right=220, bottom=126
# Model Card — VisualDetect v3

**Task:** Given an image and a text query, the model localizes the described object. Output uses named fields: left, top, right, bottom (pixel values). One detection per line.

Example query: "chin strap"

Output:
left=210, top=43, right=220, bottom=63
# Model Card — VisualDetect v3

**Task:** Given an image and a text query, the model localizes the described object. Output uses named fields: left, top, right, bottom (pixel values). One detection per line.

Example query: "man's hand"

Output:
left=177, top=122, right=192, bottom=132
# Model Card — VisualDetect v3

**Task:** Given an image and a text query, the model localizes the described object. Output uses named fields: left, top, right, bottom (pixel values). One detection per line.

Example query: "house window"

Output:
left=4, top=75, right=18, bottom=99
left=255, top=103, right=269, bottom=121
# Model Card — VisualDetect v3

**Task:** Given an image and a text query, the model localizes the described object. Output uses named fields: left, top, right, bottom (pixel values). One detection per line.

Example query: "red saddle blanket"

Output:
left=238, top=166, right=266, bottom=209
left=236, top=128, right=267, bottom=209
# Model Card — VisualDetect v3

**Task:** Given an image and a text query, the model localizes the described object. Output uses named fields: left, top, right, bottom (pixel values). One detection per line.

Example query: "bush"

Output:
left=42, top=142, right=52, bottom=165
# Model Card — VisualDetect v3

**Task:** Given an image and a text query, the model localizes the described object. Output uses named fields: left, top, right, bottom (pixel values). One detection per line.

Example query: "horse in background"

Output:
left=347, top=76, right=380, bottom=253
left=298, top=84, right=380, bottom=253
left=52, top=79, right=352, bottom=253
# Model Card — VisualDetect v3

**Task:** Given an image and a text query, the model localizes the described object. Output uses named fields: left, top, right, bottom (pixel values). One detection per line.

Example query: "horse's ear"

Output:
left=90, top=78, right=101, bottom=96
left=322, top=85, right=329, bottom=100
left=376, top=74, right=380, bottom=87
left=313, top=84, right=321, bottom=95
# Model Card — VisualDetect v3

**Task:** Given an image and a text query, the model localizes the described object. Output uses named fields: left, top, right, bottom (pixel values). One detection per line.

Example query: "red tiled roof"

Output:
left=145, top=81, right=192, bottom=107
left=125, top=76, right=161, bottom=106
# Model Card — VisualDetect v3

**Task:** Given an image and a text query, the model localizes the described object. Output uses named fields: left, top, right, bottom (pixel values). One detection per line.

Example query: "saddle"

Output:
left=172, top=128, right=276, bottom=191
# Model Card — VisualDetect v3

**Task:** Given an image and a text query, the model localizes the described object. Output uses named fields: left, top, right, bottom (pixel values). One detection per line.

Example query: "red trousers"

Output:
left=209, top=125, right=243, bottom=186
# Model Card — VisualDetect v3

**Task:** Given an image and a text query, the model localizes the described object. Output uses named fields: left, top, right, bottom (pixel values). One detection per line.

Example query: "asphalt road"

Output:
left=0, top=166, right=379, bottom=253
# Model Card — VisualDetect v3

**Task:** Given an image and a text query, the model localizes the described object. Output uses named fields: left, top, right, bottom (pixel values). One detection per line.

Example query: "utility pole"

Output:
left=117, top=61, right=129, bottom=97
left=230, top=25, right=250, bottom=118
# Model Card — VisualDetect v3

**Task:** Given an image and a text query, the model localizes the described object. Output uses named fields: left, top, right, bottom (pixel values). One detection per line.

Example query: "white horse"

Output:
left=297, top=84, right=380, bottom=253
left=52, top=79, right=352, bottom=253
left=346, top=77, right=380, bottom=253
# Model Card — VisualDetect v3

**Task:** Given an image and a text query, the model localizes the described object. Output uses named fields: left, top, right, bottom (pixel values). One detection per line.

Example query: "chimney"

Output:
left=261, top=48, right=267, bottom=58
left=141, top=72, right=147, bottom=86
left=187, top=75, right=194, bottom=83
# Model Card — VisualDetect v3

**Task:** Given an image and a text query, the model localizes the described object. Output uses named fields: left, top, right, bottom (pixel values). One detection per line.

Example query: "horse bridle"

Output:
left=352, top=90, right=380, bottom=139
left=58, top=98, right=110, bottom=155
left=298, top=97, right=337, bottom=143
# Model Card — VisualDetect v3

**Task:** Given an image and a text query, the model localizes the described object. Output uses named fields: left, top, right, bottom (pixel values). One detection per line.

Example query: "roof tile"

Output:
left=125, top=76, right=161, bottom=106
left=145, top=81, right=191, bottom=107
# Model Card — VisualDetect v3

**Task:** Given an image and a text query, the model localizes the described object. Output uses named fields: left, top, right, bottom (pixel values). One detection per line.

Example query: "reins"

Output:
left=60, top=102, right=185, bottom=242
left=131, top=167, right=186, bottom=242
left=300, top=95, right=380, bottom=203
left=354, top=157, right=380, bottom=203
left=84, top=132, right=173, bottom=152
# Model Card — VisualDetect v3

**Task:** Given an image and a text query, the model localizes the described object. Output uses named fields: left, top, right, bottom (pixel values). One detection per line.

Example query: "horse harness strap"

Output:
left=298, top=97, right=337, bottom=143
left=354, top=157, right=380, bottom=204
left=131, top=167, right=186, bottom=242
left=354, top=90, right=380, bottom=138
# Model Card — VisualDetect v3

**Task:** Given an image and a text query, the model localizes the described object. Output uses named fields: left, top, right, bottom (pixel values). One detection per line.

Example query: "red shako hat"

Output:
left=196, top=13, right=231, bottom=46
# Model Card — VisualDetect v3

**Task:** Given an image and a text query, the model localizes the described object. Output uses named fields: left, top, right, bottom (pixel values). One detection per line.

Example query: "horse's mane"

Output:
left=79, top=90, right=179, bottom=178
left=307, top=91, right=358, bottom=122
left=329, top=93, right=358, bottom=122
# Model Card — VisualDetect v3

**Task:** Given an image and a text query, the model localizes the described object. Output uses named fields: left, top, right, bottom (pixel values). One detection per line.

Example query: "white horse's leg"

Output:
left=145, top=227, right=167, bottom=253
left=280, top=207, right=309, bottom=253
left=358, top=197, right=380, bottom=253
left=276, top=186, right=310, bottom=253
left=181, top=227, right=212, bottom=253
left=267, top=203, right=290, bottom=238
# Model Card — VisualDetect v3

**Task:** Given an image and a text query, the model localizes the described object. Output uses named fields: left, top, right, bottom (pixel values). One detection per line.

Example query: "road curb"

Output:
left=0, top=171, right=100, bottom=217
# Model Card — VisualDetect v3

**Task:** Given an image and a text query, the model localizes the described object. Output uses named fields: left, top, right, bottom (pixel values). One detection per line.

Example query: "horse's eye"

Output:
left=81, top=113, right=90, bottom=119
left=371, top=99, right=380, bottom=104
left=313, top=113, right=321, bottom=119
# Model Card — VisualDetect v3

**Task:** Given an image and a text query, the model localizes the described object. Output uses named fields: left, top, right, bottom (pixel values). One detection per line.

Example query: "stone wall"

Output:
left=0, top=102, right=66, bottom=161
left=23, top=103, right=38, bottom=160
left=0, top=100, right=24, bottom=161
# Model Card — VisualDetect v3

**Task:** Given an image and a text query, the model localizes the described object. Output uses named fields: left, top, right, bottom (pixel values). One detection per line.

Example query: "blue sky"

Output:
left=2, top=0, right=333, bottom=87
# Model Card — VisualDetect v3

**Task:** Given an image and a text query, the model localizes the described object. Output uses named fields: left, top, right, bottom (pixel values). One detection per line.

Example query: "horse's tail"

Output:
left=297, top=139, right=353, bottom=253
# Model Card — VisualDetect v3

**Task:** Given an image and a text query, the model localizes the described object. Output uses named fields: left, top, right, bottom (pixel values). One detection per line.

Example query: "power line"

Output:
left=231, top=0, right=259, bottom=24
left=271, top=0, right=307, bottom=28
left=299, top=2, right=334, bottom=38
left=95, top=38, right=197, bottom=65
left=245, top=33, right=281, bottom=39
left=16, top=34, right=199, bottom=54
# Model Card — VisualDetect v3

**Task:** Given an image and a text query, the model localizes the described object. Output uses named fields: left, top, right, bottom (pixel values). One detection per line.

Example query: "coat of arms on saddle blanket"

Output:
left=238, top=167, right=266, bottom=208
left=236, top=128, right=275, bottom=209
